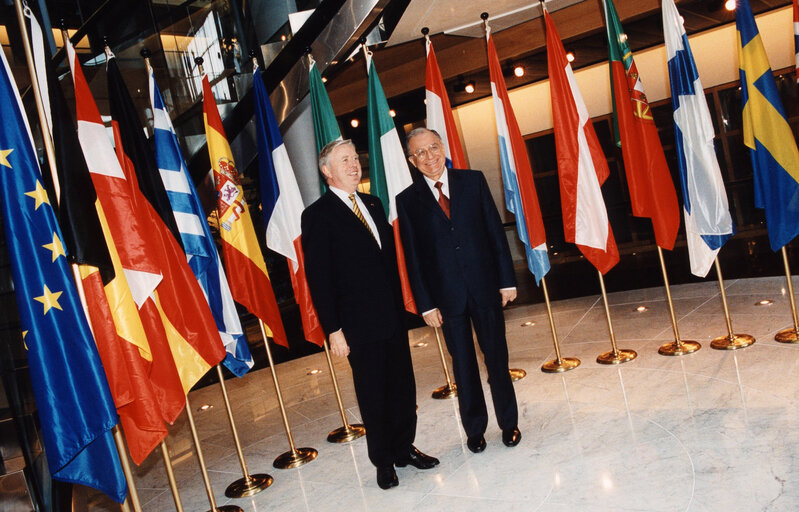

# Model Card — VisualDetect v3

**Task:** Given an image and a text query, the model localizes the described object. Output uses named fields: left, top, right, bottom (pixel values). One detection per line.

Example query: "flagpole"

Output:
left=431, top=327, right=458, bottom=398
left=656, top=247, right=701, bottom=356
left=258, top=320, right=318, bottom=468
left=184, top=396, right=243, bottom=512
left=14, top=5, right=142, bottom=509
left=322, top=340, right=367, bottom=442
left=595, top=270, right=637, bottom=364
left=540, top=276, right=580, bottom=372
left=214, top=365, right=274, bottom=497
left=775, top=246, right=799, bottom=342
left=710, top=257, right=755, bottom=350
left=159, top=440, right=184, bottom=512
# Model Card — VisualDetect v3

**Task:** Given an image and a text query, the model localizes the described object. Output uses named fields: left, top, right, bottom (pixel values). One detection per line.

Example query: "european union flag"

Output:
left=738, top=0, right=799, bottom=251
left=0, top=47, right=126, bottom=501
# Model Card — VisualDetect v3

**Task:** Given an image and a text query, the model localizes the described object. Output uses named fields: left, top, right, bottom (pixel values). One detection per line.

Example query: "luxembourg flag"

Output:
left=663, top=0, right=733, bottom=277
left=486, top=29, right=550, bottom=284
left=425, top=37, right=466, bottom=169
left=365, top=52, right=417, bottom=314
left=545, top=11, right=619, bottom=274
left=149, top=68, right=253, bottom=376
left=253, top=66, right=324, bottom=346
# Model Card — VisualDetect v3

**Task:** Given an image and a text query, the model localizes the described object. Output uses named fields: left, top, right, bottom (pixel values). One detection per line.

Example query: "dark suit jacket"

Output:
left=397, top=169, right=515, bottom=316
left=301, top=190, right=404, bottom=345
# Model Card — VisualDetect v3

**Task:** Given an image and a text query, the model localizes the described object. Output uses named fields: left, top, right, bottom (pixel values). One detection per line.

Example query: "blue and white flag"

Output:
left=148, top=69, right=253, bottom=376
left=0, top=43, right=126, bottom=502
left=663, top=0, right=734, bottom=277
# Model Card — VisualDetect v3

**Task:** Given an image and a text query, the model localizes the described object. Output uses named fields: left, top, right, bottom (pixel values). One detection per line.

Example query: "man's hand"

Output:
left=328, top=329, right=350, bottom=357
left=500, top=288, right=517, bottom=307
left=422, top=308, right=443, bottom=328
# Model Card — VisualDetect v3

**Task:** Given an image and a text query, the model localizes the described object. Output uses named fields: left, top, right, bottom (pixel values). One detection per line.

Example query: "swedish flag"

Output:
left=738, top=0, right=799, bottom=250
left=0, top=43, right=126, bottom=501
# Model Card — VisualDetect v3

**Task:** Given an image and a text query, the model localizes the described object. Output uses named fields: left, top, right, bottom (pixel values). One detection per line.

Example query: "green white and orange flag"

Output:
left=309, top=55, right=340, bottom=195
left=365, top=51, right=417, bottom=314
left=202, top=76, right=288, bottom=347
left=604, top=0, right=679, bottom=250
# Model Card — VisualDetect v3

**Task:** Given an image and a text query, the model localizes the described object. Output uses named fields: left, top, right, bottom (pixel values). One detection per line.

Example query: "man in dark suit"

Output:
left=397, top=128, right=521, bottom=453
left=301, top=139, right=438, bottom=490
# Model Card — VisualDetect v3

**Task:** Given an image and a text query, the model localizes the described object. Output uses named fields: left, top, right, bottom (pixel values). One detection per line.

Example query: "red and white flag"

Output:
left=425, top=37, right=466, bottom=169
left=545, top=11, right=619, bottom=274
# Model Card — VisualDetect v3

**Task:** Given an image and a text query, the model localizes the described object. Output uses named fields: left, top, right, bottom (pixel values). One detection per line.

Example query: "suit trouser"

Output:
left=347, top=330, right=417, bottom=467
left=441, top=298, right=518, bottom=438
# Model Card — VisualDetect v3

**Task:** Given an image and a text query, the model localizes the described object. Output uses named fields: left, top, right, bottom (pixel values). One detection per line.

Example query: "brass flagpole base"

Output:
left=327, top=423, right=366, bottom=443
left=596, top=349, right=637, bottom=365
left=208, top=506, right=243, bottom=512
left=658, top=340, right=701, bottom=356
left=710, top=333, right=755, bottom=350
left=509, top=368, right=526, bottom=381
left=273, top=447, right=318, bottom=469
left=775, top=327, right=799, bottom=343
left=541, top=357, right=580, bottom=373
left=224, top=473, right=274, bottom=499
left=432, top=383, right=457, bottom=399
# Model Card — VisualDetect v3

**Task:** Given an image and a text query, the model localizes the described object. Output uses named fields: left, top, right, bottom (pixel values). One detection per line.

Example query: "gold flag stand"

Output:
left=159, top=440, right=184, bottom=512
left=595, top=270, right=637, bottom=364
left=509, top=368, right=527, bottom=381
left=322, top=341, right=366, bottom=442
left=432, top=327, right=458, bottom=399
left=710, top=258, right=755, bottom=350
left=13, top=5, right=145, bottom=509
left=775, top=247, right=799, bottom=343
left=185, top=396, right=242, bottom=512
left=540, top=276, right=580, bottom=373
left=214, top=365, right=274, bottom=497
left=656, top=247, right=701, bottom=356
left=259, top=321, right=318, bottom=468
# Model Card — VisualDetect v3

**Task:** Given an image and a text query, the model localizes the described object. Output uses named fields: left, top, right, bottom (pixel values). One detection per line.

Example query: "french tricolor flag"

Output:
left=253, top=66, right=324, bottom=346
left=425, top=37, right=466, bottom=169
left=486, top=30, right=550, bottom=284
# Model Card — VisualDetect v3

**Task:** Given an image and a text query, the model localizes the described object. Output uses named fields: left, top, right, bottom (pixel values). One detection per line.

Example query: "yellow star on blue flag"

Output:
left=24, top=180, right=50, bottom=210
left=33, top=284, right=63, bottom=314
left=43, top=233, right=66, bottom=262
left=0, top=148, right=11, bottom=167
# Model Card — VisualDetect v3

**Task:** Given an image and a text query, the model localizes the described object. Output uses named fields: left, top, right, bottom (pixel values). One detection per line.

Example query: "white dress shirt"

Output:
left=329, top=186, right=382, bottom=248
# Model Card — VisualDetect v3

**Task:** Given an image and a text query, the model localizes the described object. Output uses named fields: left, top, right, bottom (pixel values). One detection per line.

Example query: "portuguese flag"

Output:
left=604, top=0, right=679, bottom=250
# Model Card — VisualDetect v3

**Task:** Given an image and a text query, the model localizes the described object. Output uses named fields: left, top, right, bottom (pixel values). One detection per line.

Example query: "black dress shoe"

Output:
left=376, top=465, right=398, bottom=490
left=502, top=427, right=522, bottom=447
left=466, top=435, right=486, bottom=453
left=395, top=446, right=440, bottom=469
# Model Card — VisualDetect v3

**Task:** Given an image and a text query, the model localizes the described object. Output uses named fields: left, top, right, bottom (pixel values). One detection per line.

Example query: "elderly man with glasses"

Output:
left=397, top=128, right=521, bottom=454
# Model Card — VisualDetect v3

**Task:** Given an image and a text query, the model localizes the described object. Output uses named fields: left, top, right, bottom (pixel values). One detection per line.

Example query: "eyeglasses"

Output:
left=411, top=143, right=443, bottom=159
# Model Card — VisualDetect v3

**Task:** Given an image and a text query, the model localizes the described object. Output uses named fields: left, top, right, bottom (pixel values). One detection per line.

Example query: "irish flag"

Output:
left=425, top=37, right=466, bottom=169
left=365, top=53, right=417, bottom=314
left=546, top=11, right=619, bottom=274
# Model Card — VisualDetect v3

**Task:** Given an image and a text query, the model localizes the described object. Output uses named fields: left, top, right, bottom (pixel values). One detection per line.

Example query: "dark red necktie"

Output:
left=435, top=181, right=450, bottom=219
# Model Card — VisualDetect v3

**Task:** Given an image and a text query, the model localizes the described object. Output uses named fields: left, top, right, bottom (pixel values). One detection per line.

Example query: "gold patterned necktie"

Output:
left=348, top=193, right=376, bottom=240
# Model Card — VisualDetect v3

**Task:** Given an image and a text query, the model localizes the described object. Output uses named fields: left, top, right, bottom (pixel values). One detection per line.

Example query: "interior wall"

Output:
left=451, top=6, right=793, bottom=221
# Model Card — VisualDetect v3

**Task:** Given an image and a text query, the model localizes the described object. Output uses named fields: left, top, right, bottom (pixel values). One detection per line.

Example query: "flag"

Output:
left=68, top=39, right=225, bottom=404
left=663, top=0, right=734, bottom=277
left=366, top=53, right=417, bottom=313
left=0, top=45, right=126, bottom=502
left=425, top=37, right=466, bottom=169
left=486, top=30, right=550, bottom=284
left=202, top=75, right=289, bottom=347
left=545, top=11, right=619, bottom=274
left=737, top=0, right=799, bottom=251
left=37, top=43, right=168, bottom=464
left=309, top=57, right=340, bottom=194
left=254, top=66, right=324, bottom=346
left=604, top=0, right=680, bottom=251
left=794, top=0, right=799, bottom=83
left=149, top=67, right=253, bottom=376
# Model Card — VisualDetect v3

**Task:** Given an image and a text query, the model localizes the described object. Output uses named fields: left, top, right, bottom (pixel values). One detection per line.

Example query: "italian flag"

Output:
left=365, top=53, right=417, bottom=314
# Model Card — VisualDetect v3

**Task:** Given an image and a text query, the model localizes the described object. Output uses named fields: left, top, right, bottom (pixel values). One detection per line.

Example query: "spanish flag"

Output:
left=202, top=76, right=288, bottom=347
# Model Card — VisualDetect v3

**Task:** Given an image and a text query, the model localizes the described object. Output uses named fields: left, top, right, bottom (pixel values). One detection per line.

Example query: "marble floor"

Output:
left=88, top=275, right=799, bottom=511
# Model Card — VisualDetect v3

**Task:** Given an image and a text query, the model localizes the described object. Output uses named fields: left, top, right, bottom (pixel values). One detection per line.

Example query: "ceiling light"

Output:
left=307, top=369, right=322, bottom=375
left=513, top=65, right=524, bottom=78
left=755, top=299, right=773, bottom=306
left=350, top=118, right=359, bottom=128
left=389, top=109, right=396, bottom=118
left=321, top=76, right=327, bottom=83
left=725, top=0, right=736, bottom=11
left=565, top=51, right=575, bottom=63
left=414, top=341, right=428, bottom=348
left=634, top=305, right=648, bottom=312
left=464, top=81, right=475, bottom=94
left=521, top=321, right=535, bottom=327
left=280, top=34, right=287, bottom=42
left=198, top=404, right=212, bottom=412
